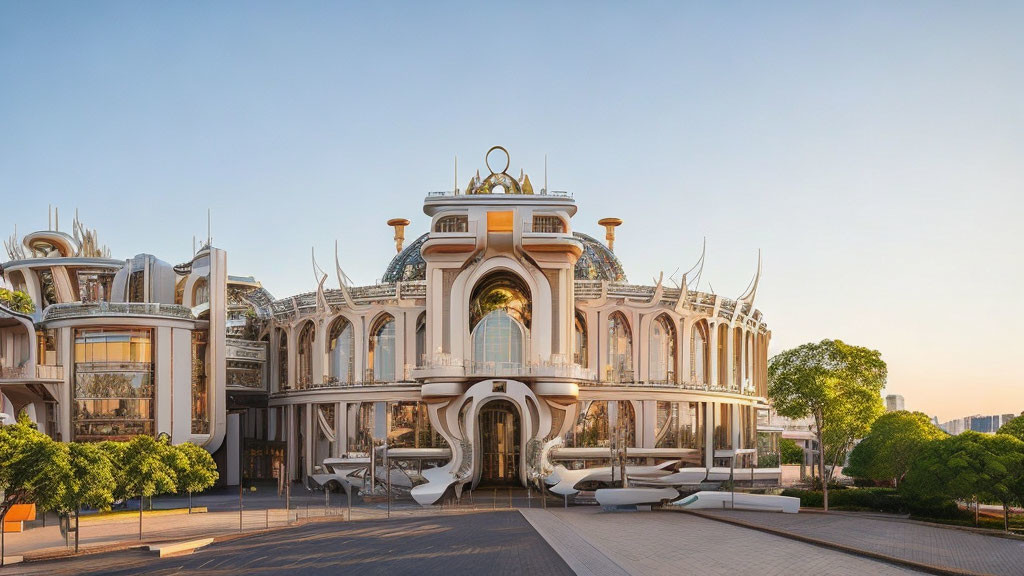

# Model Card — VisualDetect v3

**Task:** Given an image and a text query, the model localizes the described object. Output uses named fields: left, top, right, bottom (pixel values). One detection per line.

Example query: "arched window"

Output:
left=297, top=321, right=315, bottom=389
left=192, top=277, right=209, bottom=306
left=717, top=325, right=729, bottom=389
left=574, top=310, right=588, bottom=368
left=733, top=327, right=744, bottom=390
left=469, top=271, right=531, bottom=367
left=327, top=316, right=354, bottom=384
left=435, top=215, right=468, bottom=233
left=618, top=400, right=637, bottom=448
left=276, top=328, right=288, bottom=390
left=606, top=311, right=632, bottom=382
left=691, top=320, right=709, bottom=385
left=369, top=314, right=396, bottom=382
left=473, top=310, right=524, bottom=365
left=649, top=314, right=676, bottom=383
left=415, top=312, right=426, bottom=367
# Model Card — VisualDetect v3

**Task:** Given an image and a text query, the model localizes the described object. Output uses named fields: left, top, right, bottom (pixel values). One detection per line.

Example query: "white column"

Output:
left=704, top=402, right=714, bottom=468
left=680, top=317, right=692, bottom=384
left=334, top=401, right=346, bottom=457
left=708, top=323, right=718, bottom=389
left=286, top=404, right=297, bottom=480
left=155, top=326, right=173, bottom=436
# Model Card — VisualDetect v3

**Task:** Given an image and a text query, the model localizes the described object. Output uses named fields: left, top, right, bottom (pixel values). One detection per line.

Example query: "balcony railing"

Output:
left=43, top=302, right=194, bottom=321
left=0, top=364, right=64, bottom=380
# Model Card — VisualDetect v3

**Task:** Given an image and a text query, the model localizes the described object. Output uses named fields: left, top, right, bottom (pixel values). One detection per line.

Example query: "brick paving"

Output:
left=8, top=511, right=574, bottom=576
left=542, top=507, right=924, bottom=575
left=699, top=509, right=1024, bottom=576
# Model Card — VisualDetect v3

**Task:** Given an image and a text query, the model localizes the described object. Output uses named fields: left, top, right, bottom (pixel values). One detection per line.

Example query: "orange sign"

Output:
left=487, top=211, right=514, bottom=232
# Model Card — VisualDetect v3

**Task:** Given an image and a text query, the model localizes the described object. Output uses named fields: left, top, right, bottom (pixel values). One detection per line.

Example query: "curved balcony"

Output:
left=43, top=302, right=195, bottom=322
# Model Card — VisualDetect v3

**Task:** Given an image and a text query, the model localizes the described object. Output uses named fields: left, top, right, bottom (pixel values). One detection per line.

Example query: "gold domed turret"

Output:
left=598, top=218, right=623, bottom=252
left=387, top=218, right=411, bottom=253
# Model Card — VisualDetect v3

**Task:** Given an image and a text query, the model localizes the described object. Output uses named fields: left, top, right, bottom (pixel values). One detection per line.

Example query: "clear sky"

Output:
left=2, top=2, right=1021, bottom=421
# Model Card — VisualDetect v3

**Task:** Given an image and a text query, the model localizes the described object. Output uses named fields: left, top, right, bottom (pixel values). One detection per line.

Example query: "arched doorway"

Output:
left=478, top=399, right=521, bottom=486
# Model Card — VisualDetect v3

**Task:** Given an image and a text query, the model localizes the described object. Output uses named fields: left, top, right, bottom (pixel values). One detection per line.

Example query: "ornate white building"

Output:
left=0, top=148, right=777, bottom=500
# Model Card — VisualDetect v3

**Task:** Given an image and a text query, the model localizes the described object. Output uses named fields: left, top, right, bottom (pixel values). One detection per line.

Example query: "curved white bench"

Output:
left=630, top=468, right=707, bottom=486
left=595, top=487, right=679, bottom=507
left=410, top=464, right=458, bottom=506
left=671, top=491, right=799, bottom=513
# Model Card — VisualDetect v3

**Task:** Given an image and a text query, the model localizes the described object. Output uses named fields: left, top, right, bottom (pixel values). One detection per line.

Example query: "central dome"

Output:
left=381, top=232, right=626, bottom=283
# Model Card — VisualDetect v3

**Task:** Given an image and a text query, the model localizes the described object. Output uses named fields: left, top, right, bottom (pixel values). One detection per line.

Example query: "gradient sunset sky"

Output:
left=2, top=2, right=1021, bottom=421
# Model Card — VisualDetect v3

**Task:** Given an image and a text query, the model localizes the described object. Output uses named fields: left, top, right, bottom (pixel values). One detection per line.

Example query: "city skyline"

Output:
left=2, top=3, right=1022, bottom=421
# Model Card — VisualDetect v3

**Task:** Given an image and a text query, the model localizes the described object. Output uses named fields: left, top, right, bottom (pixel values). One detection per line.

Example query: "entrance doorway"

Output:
left=478, top=400, right=521, bottom=485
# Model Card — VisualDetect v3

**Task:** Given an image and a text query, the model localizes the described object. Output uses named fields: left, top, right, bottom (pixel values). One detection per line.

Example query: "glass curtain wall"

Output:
left=73, top=328, right=154, bottom=441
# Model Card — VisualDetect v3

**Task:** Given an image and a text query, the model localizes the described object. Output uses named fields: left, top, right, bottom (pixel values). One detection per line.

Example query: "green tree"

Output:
left=996, top=413, right=1024, bottom=442
left=903, top=431, right=1024, bottom=530
left=0, top=414, right=68, bottom=565
left=52, top=443, right=117, bottom=552
left=103, top=436, right=178, bottom=539
left=768, top=339, right=887, bottom=510
left=845, top=411, right=946, bottom=487
left=170, top=442, right=219, bottom=513
left=779, top=438, right=804, bottom=465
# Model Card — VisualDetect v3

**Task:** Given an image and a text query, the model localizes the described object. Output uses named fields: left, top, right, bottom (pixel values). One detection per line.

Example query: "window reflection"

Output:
left=327, top=316, right=354, bottom=383
left=369, top=314, right=395, bottom=382
left=73, top=328, right=154, bottom=441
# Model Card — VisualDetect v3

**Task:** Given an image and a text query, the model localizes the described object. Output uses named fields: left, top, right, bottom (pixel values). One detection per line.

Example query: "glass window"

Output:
left=472, top=310, right=524, bottom=365
left=348, top=402, right=374, bottom=453
left=387, top=402, right=442, bottom=448
left=655, top=401, right=703, bottom=458
left=277, top=328, right=288, bottom=390
left=532, top=215, right=565, bottom=233
left=327, top=316, right=354, bottom=384
left=297, top=321, right=315, bottom=388
left=191, top=330, right=209, bottom=434
left=77, top=270, right=115, bottom=303
left=692, top=321, right=708, bottom=385
left=567, top=401, right=609, bottom=448
left=574, top=311, right=587, bottom=368
left=414, top=313, right=426, bottom=367
left=435, top=215, right=469, bottom=233
left=606, top=312, right=632, bottom=382
left=73, top=328, right=154, bottom=441
left=714, top=403, right=733, bottom=451
left=192, top=278, right=209, bottom=306
left=370, top=314, right=395, bottom=382
left=649, top=315, right=676, bottom=383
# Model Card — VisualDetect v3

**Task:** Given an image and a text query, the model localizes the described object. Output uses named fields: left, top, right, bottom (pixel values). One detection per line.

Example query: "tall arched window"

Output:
left=607, top=312, right=632, bottom=383
left=297, top=321, right=315, bottom=389
left=276, top=328, right=288, bottom=390
left=649, top=314, right=676, bottom=383
left=192, top=277, right=209, bottom=306
left=415, top=312, right=426, bottom=367
left=691, top=320, right=709, bottom=385
left=618, top=401, right=637, bottom=447
left=327, top=316, right=353, bottom=384
left=473, top=310, right=524, bottom=365
left=469, top=271, right=531, bottom=367
left=574, top=310, right=588, bottom=368
left=369, top=314, right=396, bottom=382
left=717, top=325, right=729, bottom=389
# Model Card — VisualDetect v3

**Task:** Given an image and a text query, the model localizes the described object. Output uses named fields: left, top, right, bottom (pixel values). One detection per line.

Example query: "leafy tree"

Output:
left=0, top=414, right=68, bottom=565
left=53, top=443, right=116, bottom=552
left=845, top=411, right=946, bottom=487
left=170, top=442, right=219, bottom=513
left=768, top=339, right=887, bottom=510
left=103, top=435, right=178, bottom=539
left=996, top=414, right=1024, bottom=442
left=903, top=431, right=1024, bottom=530
left=779, top=438, right=804, bottom=465
left=0, top=288, right=34, bottom=314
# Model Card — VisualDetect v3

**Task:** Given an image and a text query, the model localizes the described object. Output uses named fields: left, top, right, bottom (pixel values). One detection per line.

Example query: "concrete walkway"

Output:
left=529, top=507, right=925, bottom=575
left=695, top=509, right=1024, bottom=576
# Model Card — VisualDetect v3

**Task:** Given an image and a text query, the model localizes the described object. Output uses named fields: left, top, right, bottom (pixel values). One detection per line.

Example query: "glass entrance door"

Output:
left=478, top=400, right=520, bottom=485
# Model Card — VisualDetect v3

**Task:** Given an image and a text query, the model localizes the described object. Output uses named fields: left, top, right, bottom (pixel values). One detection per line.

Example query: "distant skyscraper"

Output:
left=885, top=394, right=905, bottom=412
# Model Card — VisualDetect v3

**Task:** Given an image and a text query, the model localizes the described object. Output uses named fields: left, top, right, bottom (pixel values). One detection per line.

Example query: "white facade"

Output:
left=1, top=148, right=776, bottom=496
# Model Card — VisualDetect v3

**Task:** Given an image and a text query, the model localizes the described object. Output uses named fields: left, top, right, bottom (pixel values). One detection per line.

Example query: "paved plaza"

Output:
left=8, top=503, right=1024, bottom=575
left=8, top=511, right=574, bottom=576
left=698, top=508, right=1024, bottom=576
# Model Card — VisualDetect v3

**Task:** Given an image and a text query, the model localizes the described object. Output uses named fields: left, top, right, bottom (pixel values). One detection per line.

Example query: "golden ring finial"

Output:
left=485, top=146, right=511, bottom=175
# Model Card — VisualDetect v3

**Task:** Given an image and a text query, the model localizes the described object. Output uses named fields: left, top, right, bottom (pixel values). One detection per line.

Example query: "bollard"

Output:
left=564, top=493, right=567, bottom=509
left=265, top=508, right=269, bottom=529
left=528, top=486, right=532, bottom=509
left=508, top=487, right=512, bottom=509
left=493, top=488, right=497, bottom=510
